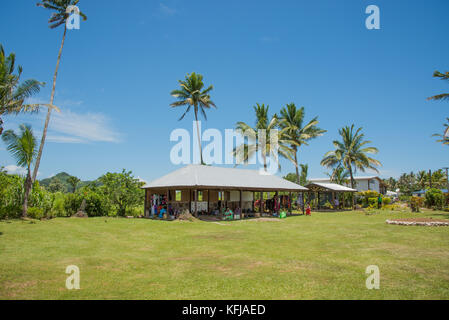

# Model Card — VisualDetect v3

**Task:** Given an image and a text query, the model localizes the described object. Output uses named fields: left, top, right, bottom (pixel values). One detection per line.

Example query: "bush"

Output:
left=367, top=197, right=378, bottom=208
left=29, top=182, right=54, bottom=216
left=51, top=192, right=67, bottom=217
left=64, top=193, right=83, bottom=216
left=410, top=196, right=424, bottom=212
left=382, top=197, right=392, bottom=206
left=425, top=188, right=445, bottom=210
left=0, top=172, right=23, bottom=219
left=384, top=204, right=401, bottom=211
left=27, top=207, right=44, bottom=219
left=126, top=206, right=143, bottom=217
left=83, top=191, right=109, bottom=217
left=357, top=190, right=381, bottom=207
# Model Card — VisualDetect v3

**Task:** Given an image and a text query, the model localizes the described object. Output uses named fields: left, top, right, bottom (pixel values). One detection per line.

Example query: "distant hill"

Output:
left=39, top=172, right=97, bottom=192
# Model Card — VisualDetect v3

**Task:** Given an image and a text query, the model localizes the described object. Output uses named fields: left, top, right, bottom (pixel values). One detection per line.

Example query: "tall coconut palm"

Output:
left=33, top=0, right=87, bottom=182
left=233, top=104, right=296, bottom=171
left=416, top=170, right=428, bottom=190
left=321, top=124, right=381, bottom=207
left=432, top=118, right=449, bottom=146
left=0, top=45, right=46, bottom=135
left=170, top=72, right=216, bottom=164
left=2, top=124, right=38, bottom=218
left=427, top=71, right=449, bottom=101
left=279, top=103, right=326, bottom=185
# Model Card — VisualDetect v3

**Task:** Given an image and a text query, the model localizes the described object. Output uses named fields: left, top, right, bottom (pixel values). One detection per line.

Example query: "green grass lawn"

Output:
left=1, top=209, right=449, bottom=300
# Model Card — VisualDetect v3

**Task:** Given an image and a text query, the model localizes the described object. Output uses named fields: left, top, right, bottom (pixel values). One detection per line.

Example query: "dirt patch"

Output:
left=386, top=218, right=449, bottom=226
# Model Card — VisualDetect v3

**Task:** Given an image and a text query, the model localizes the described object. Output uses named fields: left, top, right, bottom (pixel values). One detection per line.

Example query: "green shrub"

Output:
left=410, top=196, right=424, bottom=212
left=0, top=172, right=23, bottom=219
left=27, top=207, right=44, bottom=220
left=357, top=190, right=381, bottom=207
left=83, top=191, right=109, bottom=217
left=64, top=193, right=83, bottom=216
left=126, top=206, right=143, bottom=217
left=51, top=192, right=67, bottom=217
left=367, top=197, right=378, bottom=207
left=382, top=197, right=391, bottom=206
left=425, top=188, right=445, bottom=210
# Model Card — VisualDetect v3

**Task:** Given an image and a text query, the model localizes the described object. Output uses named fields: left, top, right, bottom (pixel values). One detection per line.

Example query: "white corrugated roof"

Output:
left=305, top=182, right=357, bottom=192
left=309, top=176, right=380, bottom=182
left=142, top=165, right=308, bottom=191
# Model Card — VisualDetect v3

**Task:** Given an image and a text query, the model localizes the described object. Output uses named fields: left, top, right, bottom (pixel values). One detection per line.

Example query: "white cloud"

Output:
left=4, top=165, right=26, bottom=175
left=48, top=110, right=121, bottom=144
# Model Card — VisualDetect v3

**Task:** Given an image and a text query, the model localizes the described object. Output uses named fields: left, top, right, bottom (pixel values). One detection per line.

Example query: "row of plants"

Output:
left=408, top=189, right=449, bottom=212
left=356, top=190, right=391, bottom=209
left=0, top=170, right=144, bottom=220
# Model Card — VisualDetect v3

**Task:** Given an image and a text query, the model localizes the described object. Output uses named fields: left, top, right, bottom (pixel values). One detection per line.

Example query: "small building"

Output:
left=304, top=182, right=357, bottom=210
left=308, top=176, right=387, bottom=194
left=142, top=164, right=308, bottom=218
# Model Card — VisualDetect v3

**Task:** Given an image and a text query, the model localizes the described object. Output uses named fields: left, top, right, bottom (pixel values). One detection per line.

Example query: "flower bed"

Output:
left=386, top=218, right=449, bottom=226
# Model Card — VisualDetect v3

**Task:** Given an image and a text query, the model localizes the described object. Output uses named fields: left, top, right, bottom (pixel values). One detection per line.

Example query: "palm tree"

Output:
left=0, top=45, right=46, bottom=135
left=170, top=72, right=216, bottom=164
left=427, top=71, right=449, bottom=101
left=233, top=104, right=296, bottom=171
left=432, top=118, right=449, bottom=146
left=416, top=170, right=428, bottom=190
left=321, top=124, right=381, bottom=207
left=279, top=103, right=325, bottom=185
left=33, top=0, right=87, bottom=182
left=2, top=124, right=38, bottom=218
left=299, top=164, right=309, bottom=186
left=326, top=166, right=350, bottom=185
left=67, top=175, right=80, bottom=193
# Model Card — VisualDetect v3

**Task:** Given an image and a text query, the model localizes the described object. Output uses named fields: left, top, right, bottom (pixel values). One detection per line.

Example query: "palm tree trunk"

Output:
left=22, top=167, right=32, bottom=218
left=32, top=26, right=67, bottom=182
left=294, top=148, right=300, bottom=184
left=348, top=165, right=355, bottom=209
left=293, top=147, right=301, bottom=211
left=194, top=108, right=203, bottom=165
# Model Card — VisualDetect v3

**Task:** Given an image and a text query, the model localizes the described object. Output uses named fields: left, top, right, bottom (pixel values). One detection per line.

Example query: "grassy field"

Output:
left=1, top=209, right=449, bottom=300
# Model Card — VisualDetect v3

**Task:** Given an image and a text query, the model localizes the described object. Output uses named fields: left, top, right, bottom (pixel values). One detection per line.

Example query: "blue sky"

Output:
left=1, top=0, right=448, bottom=182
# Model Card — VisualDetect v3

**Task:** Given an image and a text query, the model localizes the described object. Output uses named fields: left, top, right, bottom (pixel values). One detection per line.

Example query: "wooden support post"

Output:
left=189, top=189, right=192, bottom=214
left=144, top=189, right=148, bottom=217
left=194, top=189, right=198, bottom=217
left=332, top=192, right=336, bottom=211
left=219, top=191, right=222, bottom=217
left=207, top=190, right=210, bottom=214
left=275, top=191, right=279, bottom=214
left=259, top=191, right=263, bottom=217
left=252, top=191, right=255, bottom=213
left=166, top=189, right=169, bottom=219
left=318, top=192, right=321, bottom=210
left=289, top=192, right=292, bottom=214
left=302, top=192, right=305, bottom=215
